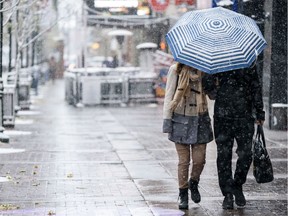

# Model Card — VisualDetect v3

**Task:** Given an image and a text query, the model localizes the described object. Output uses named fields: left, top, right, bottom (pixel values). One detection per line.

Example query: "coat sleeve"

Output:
left=202, top=73, right=217, bottom=100
left=250, top=67, right=265, bottom=121
left=162, top=65, right=178, bottom=133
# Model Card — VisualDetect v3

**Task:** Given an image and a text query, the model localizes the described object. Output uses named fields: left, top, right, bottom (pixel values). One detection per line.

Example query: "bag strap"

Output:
left=256, top=125, right=266, bottom=148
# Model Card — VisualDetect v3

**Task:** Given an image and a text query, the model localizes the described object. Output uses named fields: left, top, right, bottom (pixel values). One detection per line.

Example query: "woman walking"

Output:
left=162, top=63, right=213, bottom=210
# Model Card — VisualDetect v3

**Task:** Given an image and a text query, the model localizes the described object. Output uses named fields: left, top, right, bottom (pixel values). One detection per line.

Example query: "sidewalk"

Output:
left=0, top=79, right=286, bottom=216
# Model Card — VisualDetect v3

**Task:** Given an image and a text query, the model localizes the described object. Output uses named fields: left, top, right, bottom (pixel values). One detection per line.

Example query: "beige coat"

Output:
left=163, top=64, right=209, bottom=120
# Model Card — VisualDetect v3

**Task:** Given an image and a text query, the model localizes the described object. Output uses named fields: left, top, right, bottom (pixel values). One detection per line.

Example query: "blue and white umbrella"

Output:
left=166, top=7, right=267, bottom=74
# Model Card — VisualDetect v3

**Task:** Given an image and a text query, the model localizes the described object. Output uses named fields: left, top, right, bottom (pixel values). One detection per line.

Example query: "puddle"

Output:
left=17, top=111, right=41, bottom=116
left=0, top=148, right=25, bottom=154
left=0, top=177, right=9, bottom=182
left=4, top=131, right=32, bottom=136
left=15, top=119, right=34, bottom=125
left=151, top=207, right=185, bottom=216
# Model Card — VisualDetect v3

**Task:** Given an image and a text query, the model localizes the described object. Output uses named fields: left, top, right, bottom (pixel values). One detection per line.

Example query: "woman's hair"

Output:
left=176, top=62, right=198, bottom=75
left=175, top=62, right=184, bottom=75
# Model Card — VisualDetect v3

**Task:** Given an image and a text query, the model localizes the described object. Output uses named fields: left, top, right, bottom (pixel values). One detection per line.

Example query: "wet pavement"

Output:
left=0, top=80, right=287, bottom=216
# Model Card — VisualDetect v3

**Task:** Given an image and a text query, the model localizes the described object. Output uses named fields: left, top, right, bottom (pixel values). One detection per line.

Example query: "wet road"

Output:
left=0, top=80, right=287, bottom=216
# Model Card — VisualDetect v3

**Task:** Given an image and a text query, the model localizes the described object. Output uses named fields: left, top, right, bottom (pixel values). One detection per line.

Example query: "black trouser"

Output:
left=214, top=117, right=254, bottom=196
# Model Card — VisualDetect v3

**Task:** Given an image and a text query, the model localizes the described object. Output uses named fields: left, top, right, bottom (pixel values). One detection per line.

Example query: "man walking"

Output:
left=203, top=65, right=265, bottom=209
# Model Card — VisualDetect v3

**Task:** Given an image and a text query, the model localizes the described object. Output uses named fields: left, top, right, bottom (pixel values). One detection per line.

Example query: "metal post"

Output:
left=16, top=10, right=19, bottom=63
left=0, top=1, right=10, bottom=142
left=81, top=1, right=87, bottom=68
left=8, top=19, right=12, bottom=72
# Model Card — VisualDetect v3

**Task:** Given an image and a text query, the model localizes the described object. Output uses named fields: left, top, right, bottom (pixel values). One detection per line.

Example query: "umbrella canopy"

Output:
left=166, top=7, right=267, bottom=74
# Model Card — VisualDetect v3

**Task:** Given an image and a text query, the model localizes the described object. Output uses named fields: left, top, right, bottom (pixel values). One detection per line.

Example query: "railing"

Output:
left=64, top=67, right=157, bottom=106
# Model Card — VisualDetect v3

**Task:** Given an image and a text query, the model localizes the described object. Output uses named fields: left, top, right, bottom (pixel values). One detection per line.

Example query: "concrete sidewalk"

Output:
left=0, top=79, right=286, bottom=216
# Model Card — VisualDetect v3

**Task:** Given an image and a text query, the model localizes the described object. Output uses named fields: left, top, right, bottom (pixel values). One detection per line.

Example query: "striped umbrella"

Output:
left=165, top=7, right=267, bottom=74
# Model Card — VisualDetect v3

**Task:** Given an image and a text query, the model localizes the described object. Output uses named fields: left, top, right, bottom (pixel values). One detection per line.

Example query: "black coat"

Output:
left=202, top=66, right=265, bottom=120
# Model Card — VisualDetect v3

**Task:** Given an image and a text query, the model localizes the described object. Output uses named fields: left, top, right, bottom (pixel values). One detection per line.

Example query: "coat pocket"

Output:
left=171, top=114, right=189, bottom=138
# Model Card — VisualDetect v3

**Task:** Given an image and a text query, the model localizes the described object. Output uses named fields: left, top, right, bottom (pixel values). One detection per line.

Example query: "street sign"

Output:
left=149, top=0, right=170, bottom=12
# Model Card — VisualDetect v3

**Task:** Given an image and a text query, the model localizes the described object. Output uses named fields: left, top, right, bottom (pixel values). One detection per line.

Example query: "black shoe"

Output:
left=189, top=179, right=201, bottom=203
left=178, top=188, right=189, bottom=210
left=233, top=185, right=246, bottom=207
left=222, top=193, right=234, bottom=209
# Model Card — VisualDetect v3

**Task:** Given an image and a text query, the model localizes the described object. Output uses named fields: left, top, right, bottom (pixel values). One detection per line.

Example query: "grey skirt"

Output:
left=168, top=112, right=213, bottom=145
